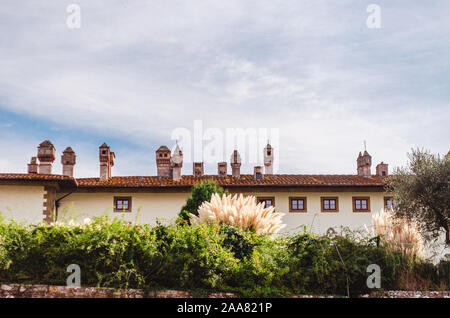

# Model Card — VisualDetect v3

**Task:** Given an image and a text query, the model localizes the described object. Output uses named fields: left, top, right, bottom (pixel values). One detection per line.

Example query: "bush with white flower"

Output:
left=190, top=193, right=286, bottom=235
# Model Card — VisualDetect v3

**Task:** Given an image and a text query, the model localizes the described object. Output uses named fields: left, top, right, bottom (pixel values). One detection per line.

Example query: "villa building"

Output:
left=0, top=140, right=392, bottom=234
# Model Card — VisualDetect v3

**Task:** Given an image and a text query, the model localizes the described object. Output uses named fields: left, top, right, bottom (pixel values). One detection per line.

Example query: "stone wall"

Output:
left=366, top=290, right=450, bottom=298
left=0, top=284, right=237, bottom=298
left=1, top=284, right=449, bottom=298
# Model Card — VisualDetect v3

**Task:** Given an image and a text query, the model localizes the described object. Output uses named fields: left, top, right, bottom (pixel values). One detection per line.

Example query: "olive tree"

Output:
left=386, top=149, right=450, bottom=245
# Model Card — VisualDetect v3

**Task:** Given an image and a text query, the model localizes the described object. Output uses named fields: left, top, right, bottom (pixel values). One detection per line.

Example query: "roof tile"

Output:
left=0, top=173, right=73, bottom=181
left=75, top=174, right=385, bottom=188
left=0, top=173, right=386, bottom=188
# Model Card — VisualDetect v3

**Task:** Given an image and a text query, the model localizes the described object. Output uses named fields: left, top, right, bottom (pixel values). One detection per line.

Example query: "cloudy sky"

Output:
left=0, top=1, right=449, bottom=177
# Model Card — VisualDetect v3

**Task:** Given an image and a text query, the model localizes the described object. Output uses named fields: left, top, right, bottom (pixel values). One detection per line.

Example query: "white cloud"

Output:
left=0, top=1, right=449, bottom=176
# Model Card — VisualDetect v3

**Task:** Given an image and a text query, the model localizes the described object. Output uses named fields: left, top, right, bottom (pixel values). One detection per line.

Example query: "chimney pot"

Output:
left=27, top=157, right=39, bottom=174
left=357, top=149, right=372, bottom=177
left=37, top=140, right=55, bottom=174
left=61, top=147, right=76, bottom=177
left=230, top=150, right=241, bottom=179
left=193, top=162, right=204, bottom=177
left=171, top=144, right=183, bottom=182
left=254, top=166, right=263, bottom=180
left=218, top=162, right=227, bottom=177
left=264, top=143, right=274, bottom=175
left=156, top=145, right=171, bottom=177
left=99, top=143, right=114, bottom=181
left=376, top=162, right=389, bottom=177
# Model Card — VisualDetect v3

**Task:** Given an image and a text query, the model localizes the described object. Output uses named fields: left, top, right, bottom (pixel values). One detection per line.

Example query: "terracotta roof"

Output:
left=0, top=173, right=76, bottom=185
left=0, top=173, right=386, bottom=189
left=75, top=174, right=386, bottom=189
left=156, top=146, right=170, bottom=152
left=39, top=140, right=54, bottom=147
left=0, top=173, right=73, bottom=180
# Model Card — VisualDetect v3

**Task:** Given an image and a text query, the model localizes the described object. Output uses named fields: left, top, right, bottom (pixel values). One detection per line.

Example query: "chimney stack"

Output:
left=193, top=162, right=204, bottom=177
left=171, top=144, right=183, bottom=182
left=99, top=143, right=115, bottom=181
left=61, top=147, right=76, bottom=177
left=230, top=150, right=241, bottom=179
left=254, top=166, right=263, bottom=180
left=218, top=162, right=227, bottom=177
left=357, top=150, right=372, bottom=177
left=37, top=140, right=56, bottom=174
left=27, top=157, right=39, bottom=174
left=376, top=162, right=389, bottom=177
left=156, top=146, right=171, bottom=177
left=264, top=143, right=274, bottom=175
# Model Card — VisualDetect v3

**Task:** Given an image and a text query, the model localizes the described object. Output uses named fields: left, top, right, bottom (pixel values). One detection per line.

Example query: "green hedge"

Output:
left=0, top=217, right=447, bottom=297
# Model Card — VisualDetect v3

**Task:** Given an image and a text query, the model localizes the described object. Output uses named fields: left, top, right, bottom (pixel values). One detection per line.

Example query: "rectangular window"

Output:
left=384, top=196, right=395, bottom=210
left=114, top=196, right=132, bottom=212
left=257, top=197, right=275, bottom=209
left=353, top=197, right=370, bottom=212
left=289, top=197, right=307, bottom=212
left=321, top=197, right=339, bottom=212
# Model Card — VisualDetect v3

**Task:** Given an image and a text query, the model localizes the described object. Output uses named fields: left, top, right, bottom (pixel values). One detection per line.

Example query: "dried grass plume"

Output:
left=190, top=193, right=286, bottom=235
left=372, top=209, right=425, bottom=258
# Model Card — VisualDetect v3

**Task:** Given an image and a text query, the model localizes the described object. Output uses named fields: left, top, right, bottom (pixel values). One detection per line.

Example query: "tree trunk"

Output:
left=432, top=207, right=449, bottom=246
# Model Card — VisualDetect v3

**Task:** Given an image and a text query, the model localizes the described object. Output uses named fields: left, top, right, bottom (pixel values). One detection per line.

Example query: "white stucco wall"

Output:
left=0, top=185, right=45, bottom=223
left=58, top=192, right=191, bottom=225
left=241, top=191, right=385, bottom=235
left=58, top=190, right=386, bottom=234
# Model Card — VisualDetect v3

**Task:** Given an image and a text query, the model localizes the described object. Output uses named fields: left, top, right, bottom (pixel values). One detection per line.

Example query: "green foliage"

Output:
left=0, top=217, right=159, bottom=289
left=220, top=225, right=255, bottom=261
left=437, top=258, right=450, bottom=287
left=386, top=148, right=450, bottom=245
left=0, top=217, right=447, bottom=297
left=150, top=223, right=237, bottom=290
left=286, top=232, right=333, bottom=294
left=178, top=181, right=227, bottom=224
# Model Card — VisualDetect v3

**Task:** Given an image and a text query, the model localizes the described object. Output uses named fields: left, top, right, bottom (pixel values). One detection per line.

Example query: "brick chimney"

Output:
left=254, top=166, right=263, bottom=180
left=156, top=145, right=171, bottom=177
left=61, top=147, right=76, bottom=177
left=376, top=162, right=389, bottom=177
left=99, top=143, right=115, bottom=181
left=171, top=144, right=183, bottom=182
left=193, top=162, right=204, bottom=177
left=264, top=143, right=273, bottom=175
left=357, top=150, right=372, bottom=177
left=218, top=162, right=227, bottom=177
left=37, top=140, right=56, bottom=174
left=27, top=157, right=39, bottom=174
left=230, top=150, right=241, bottom=178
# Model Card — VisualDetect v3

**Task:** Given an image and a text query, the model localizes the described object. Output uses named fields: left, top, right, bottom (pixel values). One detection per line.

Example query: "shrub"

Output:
left=372, top=209, right=425, bottom=259
left=178, top=181, right=227, bottom=225
left=149, top=223, right=237, bottom=290
left=436, top=258, right=450, bottom=289
left=191, top=193, right=286, bottom=235
left=283, top=228, right=443, bottom=296
left=0, top=217, right=160, bottom=289
left=220, top=225, right=255, bottom=261
left=286, top=232, right=332, bottom=294
left=223, top=234, right=291, bottom=297
left=0, top=216, right=447, bottom=296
